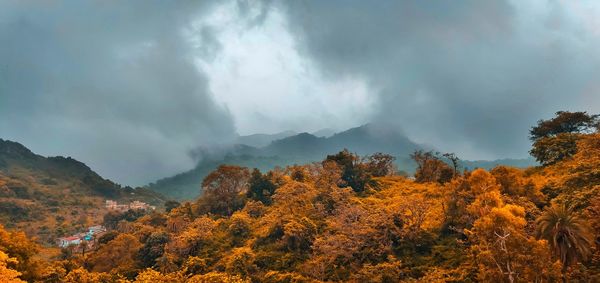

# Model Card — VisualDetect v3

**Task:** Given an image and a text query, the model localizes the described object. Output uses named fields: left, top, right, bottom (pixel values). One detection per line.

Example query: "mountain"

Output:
left=149, top=123, right=425, bottom=200
left=261, top=123, right=425, bottom=163
left=149, top=123, right=538, bottom=201
left=0, top=139, right=166, bottom=243
left=234, top=130, right=297, bottom=148
left=312, top=128, right=336, bottom=137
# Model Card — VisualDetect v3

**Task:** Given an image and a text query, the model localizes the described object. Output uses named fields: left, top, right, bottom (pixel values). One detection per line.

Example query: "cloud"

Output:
left=2, top=0, right=600, bottom=185
left=0, top=1, right=236, bottom=185
left=196, top=1, right=375, bottom=135
left=272, top=0, right=600, bottom=159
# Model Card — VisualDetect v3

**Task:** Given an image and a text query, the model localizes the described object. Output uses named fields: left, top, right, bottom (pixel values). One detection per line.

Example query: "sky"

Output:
left=1, top=0, right=599, bottom=185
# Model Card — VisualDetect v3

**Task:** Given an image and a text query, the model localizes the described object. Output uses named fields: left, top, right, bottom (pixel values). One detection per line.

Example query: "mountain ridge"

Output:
left=148, top=123, right=535, bottom=201
left=0, top=138, right=166, bottom=243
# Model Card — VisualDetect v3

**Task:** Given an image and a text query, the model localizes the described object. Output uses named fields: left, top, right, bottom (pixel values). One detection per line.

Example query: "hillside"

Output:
left=5, top=131, right=597, bottom=282
left=148, top=123, right=535, bottom=200
left=0, top=139, right=166, bottom=244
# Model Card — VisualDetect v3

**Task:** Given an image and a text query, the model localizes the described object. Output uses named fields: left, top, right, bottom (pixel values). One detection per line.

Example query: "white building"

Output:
left=57, top=236, right=81, bottom=248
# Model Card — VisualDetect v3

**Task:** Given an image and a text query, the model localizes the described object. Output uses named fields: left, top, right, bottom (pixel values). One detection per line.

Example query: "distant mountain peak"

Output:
left=234, top=131, right=298, bottom=148
left=312, top=128, right=336, bottom=138
left=0, top=139, right=36, bottom=160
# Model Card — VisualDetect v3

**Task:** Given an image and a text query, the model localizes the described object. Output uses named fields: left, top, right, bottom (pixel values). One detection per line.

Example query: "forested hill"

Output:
left=148, top=123, right=535, bottom=200
left=0, top=111, right=598, bottom=282
left=148, top=124, right=424, bottom=200
left=0, top=139, right=166, bottom=243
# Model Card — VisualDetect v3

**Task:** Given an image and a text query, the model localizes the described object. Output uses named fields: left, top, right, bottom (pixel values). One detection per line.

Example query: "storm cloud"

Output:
left=272, top=0, right=600, bottom=159
left=0, top=1, right=235, bottom=185
left=1, top=1, right=600, bottom=185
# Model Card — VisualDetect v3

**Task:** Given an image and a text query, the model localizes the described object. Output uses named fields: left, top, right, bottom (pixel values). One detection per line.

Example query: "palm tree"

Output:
left=536, top=203, right=594, bottom=282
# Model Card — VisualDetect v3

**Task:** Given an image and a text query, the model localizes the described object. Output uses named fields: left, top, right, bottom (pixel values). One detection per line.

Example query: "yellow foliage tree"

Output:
left=134, top=268, right=184, bottom=283
left=88, top=233, right=142, bottom=275
left=187, top=271, right=250, bottom=283
left=467, top=205, right=561, bottom=282
left=0, top=251, right=24, bottom=283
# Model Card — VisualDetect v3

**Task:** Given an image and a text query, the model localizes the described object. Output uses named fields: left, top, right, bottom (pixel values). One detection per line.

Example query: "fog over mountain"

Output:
left=149, top=123, right=536, bottom=200
left=1, top=1, right=599, bottom=186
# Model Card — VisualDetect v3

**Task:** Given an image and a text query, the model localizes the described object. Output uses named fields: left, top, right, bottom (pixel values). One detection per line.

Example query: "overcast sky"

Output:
left=1, top=0, right=599, bottom=185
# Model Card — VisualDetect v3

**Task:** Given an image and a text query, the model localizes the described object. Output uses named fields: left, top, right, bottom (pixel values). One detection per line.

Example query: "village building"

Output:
left=56, top=225, right=107, bottom=248
left=88, top=225, right=106, bottom=234
left=129, top=200, right=156, bottom=210
left=105, top=200, right=129, bottom=211
left=105, top=200, right=155, bottom=211
left=57, top=236, right=81, bottom=248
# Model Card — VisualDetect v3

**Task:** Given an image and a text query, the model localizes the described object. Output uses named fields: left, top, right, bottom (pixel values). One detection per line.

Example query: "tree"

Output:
left=62, top=268, right=112, bottom=283
left=282, top=217, right=317, bottom=251
left=200, top=165, right=250, bottom=216
left=187, top=272, right=249, bottom=283
left=246, top=169, right=277, bottom=204
left=134, top=268, right=184, bottom=283
left=164, top=201, right=180, bottom=213
left=536, top=203, right=594, bottom=281
left=365, top=153, right=396, bottom=177
left=228, top=212, right=252, bottom=245
left=530, top=111, right=598, bottom=141
left=530, top=111, right=599, bottom=165
left=546, top=133, right=600, bottom=209
left=582, top=195, right=600, bottom=281
left=306, top=205, right=394, bottom=281
left=411, top=150, right=454, bottom=184
left=467, top=205, right=560, bottom=283
left=88, top=233, right=142, bottom=275
left=444, top=169, right=503, bottom=233
left=350, top=258, right=405, bottom=283
left=0, top=225, right=40, bottom=281
left=222, top=247, right=256, bottom=277
left=138, top=231, right=170, bottom=268
left=166, top=216, right=216, bottom=259
left=442, top=153, right=460, bottom=177
left=77, top=240, right=88, bottom=257
left=530, top=133, right=580, bottom=165
left=0, top=251, right=24, bottom=283
left=324, top=149, right=372, bottom=192
left=323, top=150, right=396, bottom=192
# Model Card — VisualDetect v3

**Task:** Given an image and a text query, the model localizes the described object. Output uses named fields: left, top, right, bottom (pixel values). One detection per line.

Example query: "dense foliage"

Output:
left=529, top=111, right=599, bottom=165
left=0, top=113, right=599, bottom=282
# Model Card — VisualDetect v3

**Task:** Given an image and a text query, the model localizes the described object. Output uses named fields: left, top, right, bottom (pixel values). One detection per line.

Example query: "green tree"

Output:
left=530, top=133, right=580, bottom=165
left=530, top=111, right=598, bottom=141
left=137, top=231, right=169, bottom=268
left=246, top=169, right=276, bottom=204
left=529, top=111, right=599, bottom=165
left=324, top=149, right=372, bottom=192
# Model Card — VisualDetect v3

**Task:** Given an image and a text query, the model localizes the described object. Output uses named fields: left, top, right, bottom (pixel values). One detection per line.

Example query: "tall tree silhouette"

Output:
left=536, top=204, right=594, bottom=282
